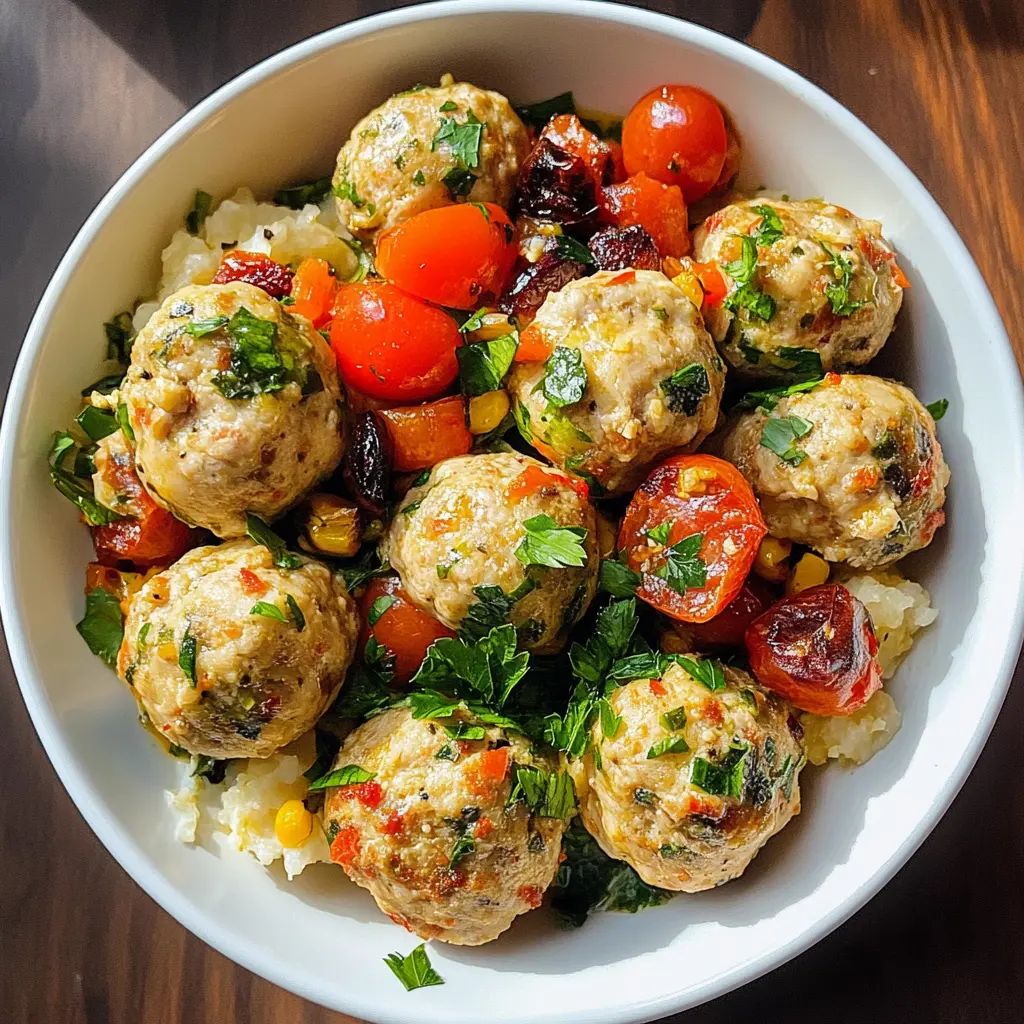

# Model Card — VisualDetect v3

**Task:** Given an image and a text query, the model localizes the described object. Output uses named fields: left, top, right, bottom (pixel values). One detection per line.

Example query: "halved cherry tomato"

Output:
left=379, top=396, right=472, bottom=472
left=91, top=443, right=200, bottom=568
left=686, top=574, right=777, bottom=649
left=745, top=583, right=882, bottom=715
left=600, top=173, right=690, bottom=257
left=289, top=257, right=338, bottom=328
left=212, top=250, right=294, bottom=298
left=621, top=85, right=728, bottom=203
left=542, top=114, right=614, bottom=191
left=514, top=323, right=555, bottom=362
left=358, top=575, right=456, bottom=683
left=619, top=454, right=767, bottom=623
left=376, top=203, right=517, bottom=309
left=330, top=280, right=461, bottom=401
left=506, top=463, right=589, bottom=504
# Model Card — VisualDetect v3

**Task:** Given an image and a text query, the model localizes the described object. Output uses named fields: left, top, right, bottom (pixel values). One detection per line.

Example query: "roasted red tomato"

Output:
left=686, top=574, right=777, bottom=649
left=599, top=172, right=690, bottom=257
left=541, top=114, right=615, bottom=191
left=358, top=575, right=456, bottom=683
left=379, top=397, right=472, bottom=472
left=375, top=203, right=517, bottom=309
left=619, top=454, right=767, bottom=623
left=91, top=443, right=200, bottom=568
left=745, top=583, right=882, bottom=715
left=621, top=85, right=728, bottom=203
left=329, top=280, right=461, bottom=401
left=212, top=250, right=294, bottom=298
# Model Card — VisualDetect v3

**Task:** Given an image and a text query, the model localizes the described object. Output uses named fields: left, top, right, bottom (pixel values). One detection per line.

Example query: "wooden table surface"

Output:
left=2, top=1, right=1023, bottom=1021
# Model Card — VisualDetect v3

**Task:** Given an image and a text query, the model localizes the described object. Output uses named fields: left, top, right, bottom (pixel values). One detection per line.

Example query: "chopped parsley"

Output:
left=273, top=177, right=332, bottom=209
left=722, top=235, right=776, bottom=321
left=448, top=832, right=475, bottom=868
left=185, top=316, right=229, bottom=337
left=633, top=787, right=657, bottom=806
left=515, top=514, right=588, bottom=569
left=307, top=763, right=376, bottom=791
left=599, top=697, right=622, bottom=739
left=441, top=166, right=477, bottom=199
left=735, top=376, right=823, bottom=412
left=554, top=234, right=595, bottom=265
left=337, top=547, right=391, bottom=591
left=438, top=99, right=458, bottom=112
left=771, top=346, right=824, bottom=381
left=367, top=594, right=396, bottom=626
left=75, top=405, right=117, bottom=442
left=456, top=333, right=518, bottom=396
left=211, top=307, right=310, bottom=399
left=515, top=91, right=577, bottom=127
left=178, top=628, right=198, bottom=686
left=507, top=764, right=577, bottom=818
left=250, top=601, right=287, bottom=623
left=926, top=398, right=948, bottom=422
left=660, top=706, right=688, bottom=731
left=48, top=432, right=123, bottom=526
left=245, top=513, right=302, bottom=569
left=540, top=346, right=588, bottom=408
left=383, top=944, right=444, bottom=992
left=76, top=588, right=124, bottom=666
left=675, top=655, right=727, bottom=692
left=185, top=190, right=213, bottom=234
left=333, top=174, right=374, bottom=213
left=412, top=169, right=426, bottom=186
left=647, top=734, right=690, bottom=759
left=598, top=558, right=641, bottom=597
left=818, top=239, right=864, bottom=316
left=659, top=362, right=709, bottom=416
left=286, top=594, right=305, bottom=631
left=115, top=402, right=134, bottom=441
left=760, top=414, right=814, bottom=465
left=459, top=580, right=536, bottom=642
left=750, top=204, right=785, bottom=246
left=655, top=533, right=707, bottom=594
left=104, top=311, right=135, bottom=363
left=432, top=108, right=484, bottom=168
left=690, top=742, right=750, bottom=798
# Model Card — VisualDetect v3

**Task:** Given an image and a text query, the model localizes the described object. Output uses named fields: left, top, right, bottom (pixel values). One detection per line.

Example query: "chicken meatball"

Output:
left=322, top=707, right=569, bottom=945
left=568, top=660, right=804, bottom=892
left=384, top=452, right=599, bottom=653
left=333, top=78, right=530, bottom=241
left=119, top=539, right=358, bottom=758
left=121, top=282, right=344, bottom=538
left=719, top=374, right=949, bottom=568
left=508, top=270, right=725, bottom=495
left=692, top=198, right=905, bottom=378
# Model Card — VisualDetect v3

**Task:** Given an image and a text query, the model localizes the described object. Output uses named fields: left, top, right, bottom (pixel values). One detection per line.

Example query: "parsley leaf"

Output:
left=212, top=307, right=309, bottom=399
left=676, top=655, right=727, bottom=691
left=185, top=316, right=228, bottom=337
left=412, top=624, right=528, bottom=707
left=599, top=558, right=641, bottom=597
left=441, top=166, right=477, bottom=199
left=515, top=91, right=576, bottom=127
left=647, top=734, right=690, bottom=759
left=722, top=234, right=758, bottom=284
left=751, top=204, right=784, bottom=246
left=116, top=402, right=135, bottom=441
left=661, top=706, right=688, bottom=731
left=735, top=377, right=823, bottom=413
left=655, top=533, right=707, bottom=594
left=76, top=588, right=124, bottom=666
left=368, top=594, right=396, bottom=626
left=554, top=234, right=595, bottom=265
left=448, top=832, right=475, bottom=868
left=250, top=601, right=287, bottom=622
left=760, top=415, right=813, bottom=465
left=457, top=334, right=518, bottom=396
left=432, top=109, right=484, bottom=168
left=818, top=239, right=864, bottom=316
left=273, top=177, right=332, bottom=209
left=338, top=548, right=391, bottom=591
left=307, top=763, right=376, bottom=791
left=104, top=311, right=136, bottom=363
left=178, top=627, right=198, bottom=686
left=722, top=235, right=776, bottom=321
left=541, top=346, right=588, bottom=408
left=286, top=594, right=305, bottom=631
left=459, top=580, right=536, bottom=642
left=659, top=362, right=709, bottom=416
left=75, top=405, right=117, bottom=442
left=598, top=697, right=622, bottom=739
left=690, top=742, right=750, bottom=798
left=383, top=944, right=444, bottom=992
left=507, top=764, right=577, bottom=818
left=48, top=432, right=123, bottom=526
left=245, top=513, right=302, bottom=569
left=926, top=398, right=948, bottom=422
left=515, top=514, right=588, bottom=569
left=771, top=346, right=824, bottom=381
left=185, top=190, right=213, bottom=234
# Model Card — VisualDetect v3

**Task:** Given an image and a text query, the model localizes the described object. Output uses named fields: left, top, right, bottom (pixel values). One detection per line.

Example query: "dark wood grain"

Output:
left=1, top=1, right=1022, bottom=1022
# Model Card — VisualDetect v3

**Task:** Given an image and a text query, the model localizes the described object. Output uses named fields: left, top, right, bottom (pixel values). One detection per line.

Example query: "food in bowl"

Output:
left=47, top=73, right=947, bottom=985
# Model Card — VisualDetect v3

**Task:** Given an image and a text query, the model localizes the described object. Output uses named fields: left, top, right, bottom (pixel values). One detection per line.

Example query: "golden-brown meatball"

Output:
left=568, top=660, right=804, bottom=891
left=322, top=708, right=569, bottom=945
left=119, top=539, right=358, bottom=758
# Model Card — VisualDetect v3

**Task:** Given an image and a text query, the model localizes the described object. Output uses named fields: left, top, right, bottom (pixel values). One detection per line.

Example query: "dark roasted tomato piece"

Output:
left=499, top=246, right=589, bottom=323
left=343, top=411, right=393, bottom=517
left=92, top=441, right=201, bottom=568
left=358, top=575, right=457, bottom=683
left=745, top=583, right=882, bottom=715
left=599, top=172, right=690, bottom=257
left=619, top=454, right=767, bottom=623
left=588, top=224, right=661, bottom=272
left=687, top=574, right=777, bottom=649
left=541, top=114, right=615, bottom=192
left=212, top=250, right=295, bottom=298
left=516, top=138, right=598, bottom=226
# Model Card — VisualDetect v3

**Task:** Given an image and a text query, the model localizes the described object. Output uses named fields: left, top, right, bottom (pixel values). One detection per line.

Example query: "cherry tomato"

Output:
left=599, top=172, right=690, bottom=257
left=329, top=280, right=461, bottom=401
left=686, top=574, right=777, bottom=649
left=619, top=454, right=767, bottom=623
left=505, top=463, right=588, bottom=504
left=379, top=396, right=472, bottom=472
left=358, top=575, right=456, bottom=683
left=542, top=114, right=614, bottom=191
left=745, top=583, right=882, bottom=716
left=212, top=250, right=294, bottom=298
left=289, top=257, right=337, bottom=328
left=376, top=203, right=517, bottom=309
left=621, top=85, right=728, bottom=203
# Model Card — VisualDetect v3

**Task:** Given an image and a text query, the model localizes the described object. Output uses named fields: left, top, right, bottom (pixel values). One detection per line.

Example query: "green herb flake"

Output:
left=438, top=99, right=458, bottom=112
left=383, top=944, right=445, bottom=992
left=633, top=787, right=657, bottom=806
left=307, top=763, right=377, bottom=792
left=660, top=706, right=688, bottom=731
left=104, top=311, right=135, bottom=363
left=273, top=177, right=332, bottom=209
left=178, top=628, right=198, bottom=686
left=659, top=362, right=709, bottom=416
left=432, top=108, right=484, bottom=168
left=599, top=558, right=641, bottom=597
left=689, top=743, right=750, bottom=798
left=48, top=432, right=123, bottom=526
left=735, top=376, right=823, bottom=413
left=368, top=594, right=396, bottom=627
left=507, top=764, right=577, bottom=818
left=457, top=334, right=518, bottom=396
left=515, top=514, right=588, bottom=569
left=751, top=204, right=785, bottom=246
left=515, top=91, right=576, bottom=127
left=250, top=601, right=287, bottom=622
left=185, top=316, right=229, bottom=337
left=76, top=588, right=124, bottom=666
left=554, top=234, right=595, bottom=265
left=412, top=170, right=426, bottom=186
left=771, top=346, right=824, bottom=381
left=760, top=415, right=814, bottom=466
left=400, top=500, right=422, bottom=516
left=541, top=346, right=588, bottom=408
left=212, top=307, right=310, bottom=400
left=651, top=306, right=669, bottom=322
left=655, top=533, right=706, bottom=593
left=116, top=402, right=135, bottom=442
left=441, top=166, right=477, bottom=199
left=647, top=734, right=690, bottom=759
left=675, top=655, right=726, bottom=692
left=818, top=239, right=864, bottom=316
left=245, top=513, right=302, bottom=569
left=459, top=580, right=536, bottom=642
left=598, top=698, right=622, bottom=740
left=926, top=398, right=949, bottom=422
left=286, top=594, right=306, bottom=631
left=448, top=832, right=475, bottom=868
left=185, top=190, right=213, bottom=234
left=75, top=405, right=118, bottom=442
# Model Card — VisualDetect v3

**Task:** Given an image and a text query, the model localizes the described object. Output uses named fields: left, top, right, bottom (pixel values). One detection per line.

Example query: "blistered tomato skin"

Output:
left=745, top=583, right=882, bottom=716
left=212, top=250, right=295, bottom=298
left=619, top=454, right=767, bottom=623
left=687, top=574, right=777, bottom=649
left=329, top=280, right=461, bottom=401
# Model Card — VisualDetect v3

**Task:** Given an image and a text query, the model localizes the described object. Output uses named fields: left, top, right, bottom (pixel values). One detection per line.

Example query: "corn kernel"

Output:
left=787, top=552, right=830, bottom=595
left=274, top=799, right=313, bottom=848
left=468, top=390, right=510, bottom=435
left=157, top=642, right=177, bottom=661
left=468, top=311, right=515, bottom=342
left=672, top=271, right=704, bottom=309
left=753, top=537, right=792, bottom=582
left=303, top=493, right=361, bottom=557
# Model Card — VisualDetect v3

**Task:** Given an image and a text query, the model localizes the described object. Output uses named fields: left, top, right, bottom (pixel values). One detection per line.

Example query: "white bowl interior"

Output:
left=3, top=4, right=1023, bottom=1024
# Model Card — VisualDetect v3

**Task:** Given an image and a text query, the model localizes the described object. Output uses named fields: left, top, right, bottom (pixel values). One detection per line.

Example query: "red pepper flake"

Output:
left=607, top=270, right=636, bottom=286
left=823, top=371, right=842, bottom=386
left=340, top=780, right=383, bottom=810
left=329, top=825, right=361, bottom=868
left=474, top=816, right=494, bottom=840
left=517, top=884, right=544, bottom=909
left=701, top=698, right=724, bottom=725
left=238, top=567, right=268, bottom=596
left=649, top=679, right=667, bottom=696
left=381, top=811, right=406, bottom=836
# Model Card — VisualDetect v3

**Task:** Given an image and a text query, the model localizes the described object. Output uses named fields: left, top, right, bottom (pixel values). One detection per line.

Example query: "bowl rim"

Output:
left=3, top=2, right=1023, bottom=1022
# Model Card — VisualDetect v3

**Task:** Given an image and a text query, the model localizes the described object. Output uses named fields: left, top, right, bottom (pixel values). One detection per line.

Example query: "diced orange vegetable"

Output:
left=514, top=323, right=555, bottom=363
left=329, top=825, right=361, bottom=867
left=474, top=816, right=494, bottom=839
left=476, top=748, right=510, bottom=782
left=607, top=270, right=637, bottom=286
left=891, top=261, right=911, bottom=289
left=542, top=114, right=613, bottom=190
left=380, top=397, right=472, bottom=472
left=681, top=259, right=728, bottom=308
left=649, top=679, right=667, bottom=696
left=238, top=567, right=268, bottom=596
left=506, top=463, right=589, bottom=504
left=600, top=172, right=690, bottom=257
left=289, top=257, right=338, bottom=328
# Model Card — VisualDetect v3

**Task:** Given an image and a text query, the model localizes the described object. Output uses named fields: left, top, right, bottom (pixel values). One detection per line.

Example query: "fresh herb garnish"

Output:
left=441, top=166, right=477, bottom=199
left=722, top=236, right=776, bottom=321
left=250, top=601, right=287, bottom=622
left=459, top=580, right=536, bottom=642
left=185, top=316, right=229, bottom=337
left=771, top=346, right=824, bottom=381
left=337, top=548, right=391, bottom=591
left=690, top=742, right=750, bottom=798
left=273, top=177, right=332, bottom=209
left=515, top=514, right=588, bottom=569
left=598, top=558, right=641, bottom=597
left=104, top=311, right=135, bottom=363
left=554, top=234, right=595, bottom=265
left=368, top=594, right=396, bottom=627
left=598, top=697, right=622, bottom=739
left=661, top=706, right=688, bottom=731
left=506, top=764, right=577, bottom=818
left=116, top=403, right=135, bottom=442
left=515, top=91, right=576, bottom=127
left=48, top=432, right=123, bottom=526
left=735, top=376, right=823, bottom=412
left=286, top=594, right=305, bottom=631
left=412, top=170, right=426, bottom=186
left=76, top=588, right=124, bottom=666
left=178, top=628, right=198, bottom=686
left=333, top=174, right=374, bottom=211
left=659, top=362, right=709, bottom=416
left=633, top=787, right=657, bottom=806
left=75, top=405, right=117, bottom=442
left=647, top=735, right=690, bottom=759
left=448, top=832, right=475, bottom=868
left=926, top=398, right=948, bottom=422
left=212, top=307, right=309, bottom=399
left=245, top=513, right=302, bottom=569
left=818, top=239, right=864, bottom=316
left=751, top=204, right=784, bottom=246
left=185, top=190, right=213, bottom=234
left=760, top=415, right=813, bottom=466
left=457, top=334, right=518, bottom=396
left=432, top=108, right=484, bottom=168
left=655, top=533, right=706, bottom=594
left=81, top=373, right=125, bottom=397
left=307, top=763, right=377, bottom=791
left=675, top=655, right=727, bottom=692
left=541, top=346, right=588, bottom=408
left=383, top=944, right=444, bottom=992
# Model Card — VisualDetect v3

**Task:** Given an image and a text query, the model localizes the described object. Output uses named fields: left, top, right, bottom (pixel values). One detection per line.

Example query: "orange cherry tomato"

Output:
left=621, top=85, right=728, bottom=203
left=289, top=257, right=338, bottom=328
left=375, top=203, right=518, bottom=309
left=686, top=575, right=777, bottom=649
left=685, top=259, right=728, bottom=308
left=514, top=323, right=555, bottom=363
left=600, top=172, right=690, bottom=257
left=379, top=396, right=472, bottom=472
left=542, top=114, right=614, bottom=190
left=619, top=454, right=767, bottom=623
left=358, top=575, right=456, bottom=683
left=329, top=280, right=461, bottom=401
left=745, top=583, right=883, bottom=715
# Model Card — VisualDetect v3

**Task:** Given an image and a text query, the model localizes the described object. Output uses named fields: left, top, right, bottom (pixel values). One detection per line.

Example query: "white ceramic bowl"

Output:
left=3, top=2, right=1023, bottom=1021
